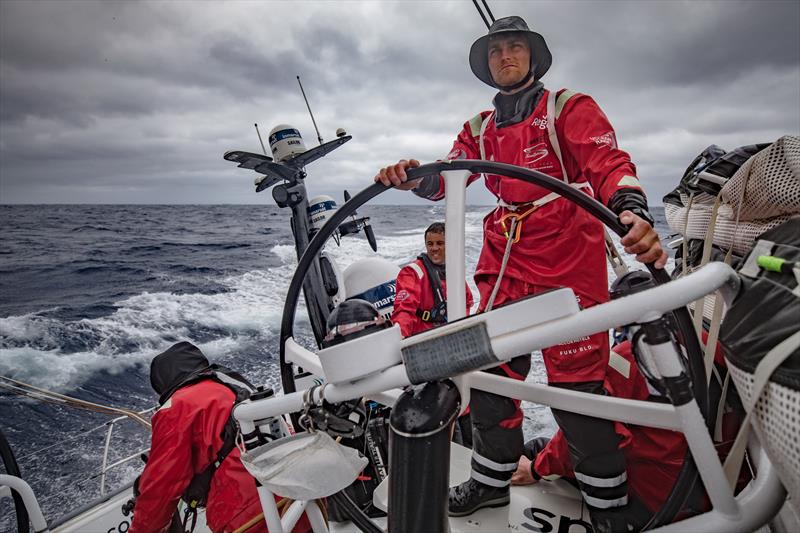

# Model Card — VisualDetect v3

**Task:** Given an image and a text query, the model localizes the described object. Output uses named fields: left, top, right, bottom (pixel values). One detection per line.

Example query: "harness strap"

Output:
left=496, top=181, right=595, bottom=212
left=478, top=110, right=494, bottom=162
left=416, top=254, right=448, bottom=323
left=547, top=90, right=570, bottom=184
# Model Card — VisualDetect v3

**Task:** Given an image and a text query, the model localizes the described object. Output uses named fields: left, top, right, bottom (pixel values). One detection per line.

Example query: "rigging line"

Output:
left=0, top=375, right=152, bottom=429
left=481, top=0, right=496, bottom=23
left=471, top=0, right=491, bottom=29
left=1, top=386, right=135, bottom=422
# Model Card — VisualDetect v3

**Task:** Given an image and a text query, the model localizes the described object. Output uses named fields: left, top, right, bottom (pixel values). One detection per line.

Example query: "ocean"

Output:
left=0, top=203, right=673, bottom=528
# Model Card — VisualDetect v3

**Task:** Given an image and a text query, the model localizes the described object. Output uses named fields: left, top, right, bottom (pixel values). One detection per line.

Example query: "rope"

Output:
left=0, top=375, right=152, bottom=429
left=485, top=218, right=518, bottom=312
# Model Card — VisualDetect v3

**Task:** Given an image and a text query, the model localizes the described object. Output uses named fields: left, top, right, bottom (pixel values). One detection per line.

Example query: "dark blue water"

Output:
left=0, top=203, right=671, bottom=528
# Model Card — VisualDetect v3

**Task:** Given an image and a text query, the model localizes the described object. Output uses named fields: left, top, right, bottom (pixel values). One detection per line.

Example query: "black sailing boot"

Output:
left=589, top=494, right=653, bottom=533
left=448, top=478, right=510, bottom=517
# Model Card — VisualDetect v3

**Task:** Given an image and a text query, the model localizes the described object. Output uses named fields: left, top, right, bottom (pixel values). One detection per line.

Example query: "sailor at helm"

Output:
left=375, top=14, right=666, bottom=532
left=391, top=222, right=474, bottom=338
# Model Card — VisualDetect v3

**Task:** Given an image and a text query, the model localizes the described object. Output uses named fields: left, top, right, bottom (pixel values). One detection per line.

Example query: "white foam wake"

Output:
left=0, top=208, right=670, bottom=393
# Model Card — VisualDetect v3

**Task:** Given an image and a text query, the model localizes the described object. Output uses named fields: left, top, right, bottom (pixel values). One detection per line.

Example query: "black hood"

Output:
left=150, top=341, right=211, bottom=405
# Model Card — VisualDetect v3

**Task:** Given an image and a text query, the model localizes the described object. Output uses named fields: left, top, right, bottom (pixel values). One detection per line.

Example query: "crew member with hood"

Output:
left=129, top=341, right=311, bottom=533
left=375, top=15, right=666, bottom=532
left=391, top=222, right=474, bottom=337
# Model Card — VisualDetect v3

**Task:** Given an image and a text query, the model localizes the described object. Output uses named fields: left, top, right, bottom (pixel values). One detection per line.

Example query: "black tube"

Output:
left=388, top=381, right=460, bottom=533
left=1, top=429, right=30, bottom=533
left=365, top=223, right=377, bottom=252
left=286, top=180, right=331, bottom=346
left=481, top=0, right=496, bottom=22
left=328, top=491, right=383, bottom=533
left=471, top=0, right=491, bottom=29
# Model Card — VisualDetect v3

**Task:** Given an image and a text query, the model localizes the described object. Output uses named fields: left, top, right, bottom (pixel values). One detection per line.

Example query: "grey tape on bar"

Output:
left=402, top=322, right=498, bottom=384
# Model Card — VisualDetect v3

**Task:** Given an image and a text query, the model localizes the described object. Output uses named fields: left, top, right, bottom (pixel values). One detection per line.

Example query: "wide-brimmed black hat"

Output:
left=469, top=16, right=552, bottom=88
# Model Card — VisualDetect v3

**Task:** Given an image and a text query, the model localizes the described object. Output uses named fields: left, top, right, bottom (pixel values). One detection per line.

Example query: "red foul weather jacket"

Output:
left=391, top=258, right=474, bottom=337
left=421, top=89, right=645, bottom=304
left=532, top=341, right=687, bottom=513
left=130, top=380, right=310, bottom=533
left=417, top=88, right=646, bottom=380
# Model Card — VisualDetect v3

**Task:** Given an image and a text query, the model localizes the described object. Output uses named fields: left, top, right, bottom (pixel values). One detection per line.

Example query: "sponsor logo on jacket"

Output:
left=523, top=142, right=549, bottom=164
left=589, top=131, right=617, bottom=149
left=531, top=115, right=549, bottom=130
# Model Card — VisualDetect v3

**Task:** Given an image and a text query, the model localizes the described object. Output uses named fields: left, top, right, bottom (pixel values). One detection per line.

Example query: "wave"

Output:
left=73, top=265, right=147, bottom=276
left=0, top=267, right=293, bottom=391
left=69, top=225, right=118, bottom=233
left=0, top=209, right=673, bottom=394
left=160, top=242, right=253, bottom=250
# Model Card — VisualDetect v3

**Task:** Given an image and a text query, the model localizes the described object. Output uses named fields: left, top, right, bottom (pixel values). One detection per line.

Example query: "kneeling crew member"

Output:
left=130, top=341, right=310, bottom=533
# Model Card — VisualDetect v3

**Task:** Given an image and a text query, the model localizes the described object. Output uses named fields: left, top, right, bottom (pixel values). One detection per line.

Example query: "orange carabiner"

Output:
left=498, top=204, right=539, bottom=243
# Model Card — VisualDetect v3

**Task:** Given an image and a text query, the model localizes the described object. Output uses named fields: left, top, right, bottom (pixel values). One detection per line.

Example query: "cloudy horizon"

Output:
left=1, top=0, right=798, bottom=206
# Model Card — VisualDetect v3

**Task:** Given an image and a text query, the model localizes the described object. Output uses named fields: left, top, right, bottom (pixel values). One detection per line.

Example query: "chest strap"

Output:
left=496, top=181, right=594, bottom=212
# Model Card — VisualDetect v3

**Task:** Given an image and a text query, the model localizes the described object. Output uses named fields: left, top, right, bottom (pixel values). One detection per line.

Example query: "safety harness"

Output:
left=181, top=368, right=255, bottom=531
left=478, top=88, right=629, bottom=310
left=412, top=253, right=449, bottom=324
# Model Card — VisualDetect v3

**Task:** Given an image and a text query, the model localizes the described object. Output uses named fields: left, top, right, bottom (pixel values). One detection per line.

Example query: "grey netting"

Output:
left=665, top=137, right=800, bottom=259
left=728, top=362, right=800, bottom=513
left=721, top=136, right=800, bottom=222
left=665, top=196, right=793, bottom=258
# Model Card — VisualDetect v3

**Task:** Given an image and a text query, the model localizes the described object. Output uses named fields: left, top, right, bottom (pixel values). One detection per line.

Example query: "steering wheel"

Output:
left=278, top=160, right=708, bottom=528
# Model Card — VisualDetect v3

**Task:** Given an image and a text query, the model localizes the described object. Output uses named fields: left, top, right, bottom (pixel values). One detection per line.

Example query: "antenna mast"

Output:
left=296, top=75, right=324, bottom=145
left=254, top=123, right=268, bottom=155
left=472, top=0, right=495, bottom=29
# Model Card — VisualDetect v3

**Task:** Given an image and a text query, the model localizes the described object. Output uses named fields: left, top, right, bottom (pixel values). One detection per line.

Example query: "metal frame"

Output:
left=234, top=168, right=785, bottom=532
left=0, top=474, right=49, bottom=532
left=98, top=409, right=153, bottom=496
left=235, top=261, right=782, bottom=532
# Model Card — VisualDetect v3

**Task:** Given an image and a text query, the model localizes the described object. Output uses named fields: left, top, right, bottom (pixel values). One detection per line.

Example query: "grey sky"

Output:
left=1, top=0, right=798, bottom=205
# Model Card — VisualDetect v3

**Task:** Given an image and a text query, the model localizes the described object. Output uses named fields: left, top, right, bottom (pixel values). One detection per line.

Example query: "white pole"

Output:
left=443, top=169, right=470, bottom=322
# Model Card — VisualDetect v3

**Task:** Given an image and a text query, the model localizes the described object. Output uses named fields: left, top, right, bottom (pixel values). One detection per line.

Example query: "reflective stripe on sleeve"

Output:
left=617, top=175, right=641, bottom=188
left=608, top=350, right=631, bottom=379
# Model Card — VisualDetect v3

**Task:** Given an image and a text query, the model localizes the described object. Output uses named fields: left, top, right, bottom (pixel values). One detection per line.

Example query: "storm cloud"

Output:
left=1, top=0, right=798, bottom=205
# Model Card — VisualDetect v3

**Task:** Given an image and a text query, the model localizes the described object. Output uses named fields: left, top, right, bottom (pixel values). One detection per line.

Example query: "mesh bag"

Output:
left=240, top=431, right=368, bottom=501
left=720, top=135, right=800, bottom=222
left=665, top=195, right=792, bottom=263
left=728, top=364, right=800, bottom=512
left=720, top=220, right=800, bottom=512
